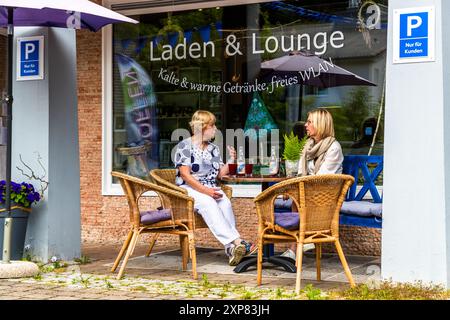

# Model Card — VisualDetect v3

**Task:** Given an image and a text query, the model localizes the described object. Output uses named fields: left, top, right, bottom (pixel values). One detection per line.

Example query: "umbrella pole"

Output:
left=2, top=7, right=14, bottom=264
left=298, top=84, right=303, bottom=121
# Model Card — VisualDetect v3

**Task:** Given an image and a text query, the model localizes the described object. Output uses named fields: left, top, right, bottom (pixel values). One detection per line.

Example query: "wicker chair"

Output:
left=110, top=171, right=198, bottom=280
left=149, top=169, right=233, bottom=230
left=253, top=174, right=356, bottom=293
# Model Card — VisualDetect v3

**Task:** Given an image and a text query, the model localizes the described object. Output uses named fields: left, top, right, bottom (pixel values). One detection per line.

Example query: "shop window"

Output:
left=106, top=0, right=388, bottom=192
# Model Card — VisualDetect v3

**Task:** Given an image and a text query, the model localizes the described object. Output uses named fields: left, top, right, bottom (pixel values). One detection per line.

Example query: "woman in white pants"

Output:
left=173, top=110, right=256, bottom=266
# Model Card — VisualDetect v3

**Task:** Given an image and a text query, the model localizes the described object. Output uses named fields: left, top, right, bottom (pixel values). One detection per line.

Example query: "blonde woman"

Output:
left=173, top=110, right=256, bottom=266
left=281, top=108, right=344, bottom=260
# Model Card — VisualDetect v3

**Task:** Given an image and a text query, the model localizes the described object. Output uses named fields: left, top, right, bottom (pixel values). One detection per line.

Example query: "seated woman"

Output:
left=281, top=108, right=344, bottom=260
left=174, top=110, right=257, bottom=266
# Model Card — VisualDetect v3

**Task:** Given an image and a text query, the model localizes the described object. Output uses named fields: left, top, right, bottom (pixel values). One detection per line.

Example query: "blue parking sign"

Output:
left=17, top=36, right=44, bottom=80
left=394, top=7, right=435, bottom=64
left=399, top=12, right=428, bottom=58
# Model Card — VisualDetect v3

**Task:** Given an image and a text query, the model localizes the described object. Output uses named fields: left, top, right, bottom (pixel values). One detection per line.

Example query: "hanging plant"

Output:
left=156, top=12, right=184, bottom=51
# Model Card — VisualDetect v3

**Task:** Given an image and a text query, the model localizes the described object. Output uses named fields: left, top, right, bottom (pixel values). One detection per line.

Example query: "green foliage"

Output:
left=104, top=279, right=114, bottom=289
left=39, top=265, right=55, bottom=273
left=52, top=261, right=67, bottom=270
left=131, top=285, right=148, bottom=292
left=303, top=284, right=326, bottom=300
left=334, top=281, right=450, bottom=300
left=283, top=132, right=308, bottom=161
left=74, top=255, right=91, bottom=265
left=200, top=274, right=212, bottom=288
left=22, top=251, right=36, bottom=263
left=49, top=256, right=68, bottom=271
left=71, top=274, right=92, bottom=288
left=33, top=273, right=42, bottom=281
left=240, top=290, right=256, bottom=300
left=342, top=87, right=374, bottom=141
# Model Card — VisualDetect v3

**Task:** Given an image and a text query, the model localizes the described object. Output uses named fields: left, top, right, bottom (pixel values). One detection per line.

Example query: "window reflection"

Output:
left=112, top=0, right=387, bottom=178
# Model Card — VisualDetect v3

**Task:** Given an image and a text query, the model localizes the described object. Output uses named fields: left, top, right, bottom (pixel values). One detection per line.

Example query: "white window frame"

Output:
left=102, top=0, right=268, bottom=197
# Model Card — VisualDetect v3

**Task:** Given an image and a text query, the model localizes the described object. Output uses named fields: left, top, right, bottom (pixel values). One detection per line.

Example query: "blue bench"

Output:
left=339, top=155, right=383, bottom=229
left=273, top=155, right=383, bottom=229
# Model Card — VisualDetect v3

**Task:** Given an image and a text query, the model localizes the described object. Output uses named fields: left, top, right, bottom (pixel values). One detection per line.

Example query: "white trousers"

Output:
left=181, top=185, right=240, bottom=247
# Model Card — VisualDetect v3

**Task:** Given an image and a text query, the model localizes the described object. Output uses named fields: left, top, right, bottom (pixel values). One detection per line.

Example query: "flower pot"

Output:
left=0, top=206, right=31, bottom=260
left=285, top=160, right=299, bottom=177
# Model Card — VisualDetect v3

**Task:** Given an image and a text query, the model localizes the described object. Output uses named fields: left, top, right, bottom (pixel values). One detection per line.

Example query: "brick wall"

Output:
left=76, top=12, right=381, bottom=257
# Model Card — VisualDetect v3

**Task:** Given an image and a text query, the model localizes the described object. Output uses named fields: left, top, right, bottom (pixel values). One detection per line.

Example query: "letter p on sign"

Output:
left=25, top=43, right=36, bottom=60
left=407, top=16, right=422, bottom=37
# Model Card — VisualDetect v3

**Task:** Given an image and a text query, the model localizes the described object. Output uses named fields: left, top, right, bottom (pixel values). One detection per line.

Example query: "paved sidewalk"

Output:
left=0, top=243, right=381, bottom=300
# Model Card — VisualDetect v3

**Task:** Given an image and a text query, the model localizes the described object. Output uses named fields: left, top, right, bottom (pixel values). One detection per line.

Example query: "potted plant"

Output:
left=0, top=180, right=41, bottom=260
left=282, top=132, right=308, bottom=177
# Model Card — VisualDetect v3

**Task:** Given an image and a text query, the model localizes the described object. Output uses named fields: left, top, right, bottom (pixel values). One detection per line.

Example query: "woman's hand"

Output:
left=204, top=187, right=223, bottom=199
left=226, top=145, right=237, bottom=163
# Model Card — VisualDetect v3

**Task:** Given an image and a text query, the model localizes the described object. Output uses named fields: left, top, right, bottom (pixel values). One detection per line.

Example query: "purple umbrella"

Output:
left=260, top=50, right=376, bottom=120
left=0, top=0, right=137, bottom=31
left=261, top=50, right=376, bottom=88
left=0, top=0, right=137, bottom=263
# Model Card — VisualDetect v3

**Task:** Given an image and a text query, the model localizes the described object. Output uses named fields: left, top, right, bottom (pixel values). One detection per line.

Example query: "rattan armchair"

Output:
left=253, top=174, right=356, bottom=293
left=110, top=171, right=198, bottom=280
left=149, top=169, right=233, bottom=230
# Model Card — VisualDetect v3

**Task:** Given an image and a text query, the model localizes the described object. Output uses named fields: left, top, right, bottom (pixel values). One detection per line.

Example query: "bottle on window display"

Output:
left=237, top=146, right=246, bottom=176
left=269, top=146, right=279, bottom=176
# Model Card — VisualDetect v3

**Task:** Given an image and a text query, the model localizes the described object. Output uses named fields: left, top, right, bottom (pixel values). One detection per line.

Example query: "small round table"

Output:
left=219, top=175, right=297, bottom=274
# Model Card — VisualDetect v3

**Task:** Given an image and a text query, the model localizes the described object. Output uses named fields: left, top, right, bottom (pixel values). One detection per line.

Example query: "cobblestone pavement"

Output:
left=0, top=244, right=380, bottom=300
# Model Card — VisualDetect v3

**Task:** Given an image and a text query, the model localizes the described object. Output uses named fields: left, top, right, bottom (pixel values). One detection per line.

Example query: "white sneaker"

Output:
left=280, top=244, right=316, bottom=260
left=303, top=243, right=315, bottom=252
left=280, top=248, right=296, bottom=260
left=228, top=244, right=246, bottom=266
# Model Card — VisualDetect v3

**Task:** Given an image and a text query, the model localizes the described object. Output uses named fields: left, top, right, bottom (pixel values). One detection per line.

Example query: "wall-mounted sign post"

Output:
left=16, top=35, right=44, bottom=81
left=393, top=6, right=435, bottom=64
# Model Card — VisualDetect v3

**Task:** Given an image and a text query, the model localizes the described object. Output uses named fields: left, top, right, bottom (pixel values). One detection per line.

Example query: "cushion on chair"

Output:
left=140, top=209, right=173, bottom=225
left=274, top=212, right=299, bottom=230
left=274, top=198, right=293, bottom=212
left=340, top=201, right=382, bottom=218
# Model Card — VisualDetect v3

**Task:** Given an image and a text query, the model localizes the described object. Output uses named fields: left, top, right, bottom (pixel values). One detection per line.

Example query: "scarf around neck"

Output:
left=299, top=136, right=336, bottom=176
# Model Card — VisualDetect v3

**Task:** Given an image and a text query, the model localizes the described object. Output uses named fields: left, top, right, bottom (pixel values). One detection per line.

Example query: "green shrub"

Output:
left=283, top=132, right=308, bottom=161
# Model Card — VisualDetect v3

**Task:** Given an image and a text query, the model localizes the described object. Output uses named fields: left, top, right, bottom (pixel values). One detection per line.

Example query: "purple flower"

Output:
left=0, top=180, right=41, bottom=208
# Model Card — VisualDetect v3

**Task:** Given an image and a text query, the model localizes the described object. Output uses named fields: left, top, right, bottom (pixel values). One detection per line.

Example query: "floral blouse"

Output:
left=173, top=137, right=224, bottom=187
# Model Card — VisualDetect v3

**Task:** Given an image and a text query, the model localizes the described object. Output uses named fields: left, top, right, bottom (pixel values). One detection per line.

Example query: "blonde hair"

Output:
left=189, top=110, right=216, bottom=133
left=307, top=109, right=335, bottom=140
